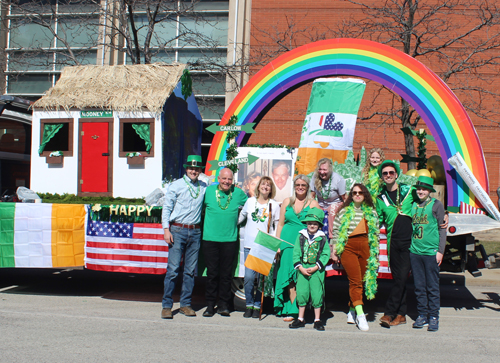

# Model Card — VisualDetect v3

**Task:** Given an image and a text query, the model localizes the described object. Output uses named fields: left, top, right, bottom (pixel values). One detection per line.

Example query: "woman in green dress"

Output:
left=274, top=174, right=321, bottom=321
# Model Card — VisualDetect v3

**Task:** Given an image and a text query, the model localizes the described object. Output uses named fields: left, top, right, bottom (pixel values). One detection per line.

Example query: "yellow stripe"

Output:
left=244, top=254, right=272, bottom=276
left=51, top=204, right=86, bottom=268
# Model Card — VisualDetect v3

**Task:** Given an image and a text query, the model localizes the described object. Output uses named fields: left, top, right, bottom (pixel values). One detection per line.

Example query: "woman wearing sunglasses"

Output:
left=331, top=184, right=380, bottom=331
left=274, top=174, right=320, bottom=321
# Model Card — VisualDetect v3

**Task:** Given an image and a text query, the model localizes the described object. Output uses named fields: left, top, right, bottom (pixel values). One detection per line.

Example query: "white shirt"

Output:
left=238, top=197, right=280, bottom=249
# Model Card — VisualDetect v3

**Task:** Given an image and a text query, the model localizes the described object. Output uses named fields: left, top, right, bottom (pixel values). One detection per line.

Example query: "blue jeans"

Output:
left=410, top=252, right=440, bottom=317
left=244, top=248, right=262, bottom=309
left=162, top=225, right=201, bottom=308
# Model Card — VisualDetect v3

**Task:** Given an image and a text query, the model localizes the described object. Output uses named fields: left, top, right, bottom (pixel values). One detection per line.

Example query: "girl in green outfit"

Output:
left=274, top=174, right=320, bottom=321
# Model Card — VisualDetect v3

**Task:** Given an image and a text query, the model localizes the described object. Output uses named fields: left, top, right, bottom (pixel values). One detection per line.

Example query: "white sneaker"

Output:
left=356, top=314, right=369, bottom=331
left=347, top=310, right=356, bottom=324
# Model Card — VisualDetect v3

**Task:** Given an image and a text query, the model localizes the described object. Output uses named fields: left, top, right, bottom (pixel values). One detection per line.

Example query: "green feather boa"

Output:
left=366, top=167, right=382, bottom=201
left=335, top=203, right=380, bottom=300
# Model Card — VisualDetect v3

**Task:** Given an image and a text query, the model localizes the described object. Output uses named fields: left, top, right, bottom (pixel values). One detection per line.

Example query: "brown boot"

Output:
left=380, top=315, right=392, bottom=328
left=161, top=308, right=173, bottom=319
left=390, top=315, right=407, bottom=326
left=179, top=306, right=196, bottom=317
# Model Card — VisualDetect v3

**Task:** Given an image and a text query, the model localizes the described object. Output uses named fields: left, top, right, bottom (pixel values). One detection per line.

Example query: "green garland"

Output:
left=225, top=115, right=239, bottom=174
left=365, top=167, right=382, bottom=201
left=335, top=203, right=380, bottom=300
left=180, top=69, right=192, bottom=101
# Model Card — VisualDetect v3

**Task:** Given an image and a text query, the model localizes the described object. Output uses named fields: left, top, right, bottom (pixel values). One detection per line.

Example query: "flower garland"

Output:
left=335, top=203, right=380, bottom=300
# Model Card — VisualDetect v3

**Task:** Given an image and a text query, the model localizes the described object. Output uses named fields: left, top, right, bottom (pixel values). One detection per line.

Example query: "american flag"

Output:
left=460, top=201, right=485, bottom=215
left=85, top=220, right=168, bottom=274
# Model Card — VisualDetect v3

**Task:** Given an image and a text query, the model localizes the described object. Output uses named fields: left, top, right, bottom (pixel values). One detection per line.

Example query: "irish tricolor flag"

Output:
left=244, top=230, right=282, bottom=276
left=295, top=78, right=366, bottom=175
left=0, top=203, right=86, bottom=268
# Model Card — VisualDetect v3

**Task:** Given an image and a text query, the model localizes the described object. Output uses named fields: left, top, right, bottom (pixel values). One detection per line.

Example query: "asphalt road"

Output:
left=1, top=268, right=499, bottom=362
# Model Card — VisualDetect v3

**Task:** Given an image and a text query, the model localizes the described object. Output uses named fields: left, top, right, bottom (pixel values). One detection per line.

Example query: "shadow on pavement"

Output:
left=0, top=268, right=496, bottom=319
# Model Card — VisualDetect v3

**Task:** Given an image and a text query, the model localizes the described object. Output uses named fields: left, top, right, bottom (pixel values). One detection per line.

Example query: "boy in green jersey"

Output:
left=410, top=176, right=446, bottom=332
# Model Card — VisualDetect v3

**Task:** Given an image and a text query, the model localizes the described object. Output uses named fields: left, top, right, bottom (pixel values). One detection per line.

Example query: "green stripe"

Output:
left=306, top=80, right=365, bottom=115
left=255, top=231, right=281, bottom=252
left=0, top=203, right=16, bottom=267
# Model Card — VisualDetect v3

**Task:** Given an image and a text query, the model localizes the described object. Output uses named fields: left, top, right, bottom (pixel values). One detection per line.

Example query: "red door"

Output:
left=80, top=122, right=110, bottom=193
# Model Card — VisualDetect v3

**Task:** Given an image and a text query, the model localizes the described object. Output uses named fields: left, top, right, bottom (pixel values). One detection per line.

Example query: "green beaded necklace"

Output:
left=183, top=175, right=200, bottom=199
left=216, top=187, right=233, bottom=210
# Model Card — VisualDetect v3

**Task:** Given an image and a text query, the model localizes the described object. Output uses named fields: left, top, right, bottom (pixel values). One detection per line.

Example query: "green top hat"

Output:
left=183, top=155, right=205, bottom=169
left=416, top=175, right=436, bottom=193
left=378, top=160, right=401, bottom=178
left=302, top=207, right=325, bottom=227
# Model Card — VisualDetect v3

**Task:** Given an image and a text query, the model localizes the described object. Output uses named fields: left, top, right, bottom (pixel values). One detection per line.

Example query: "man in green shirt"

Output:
left=202, top=167, right=248, bottom=317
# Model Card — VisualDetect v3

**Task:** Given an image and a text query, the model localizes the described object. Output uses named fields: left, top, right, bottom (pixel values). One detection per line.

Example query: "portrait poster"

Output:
left=235, top=147, right=297, bottom=203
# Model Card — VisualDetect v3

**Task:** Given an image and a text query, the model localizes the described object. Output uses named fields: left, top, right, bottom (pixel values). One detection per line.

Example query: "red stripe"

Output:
left=319, top=115, right=324, bottom=126
left=132, top=232, right=164, bottom=240
left=134, top=223, right=162, bottom=229
left=377, top=272, right=393, bottom=279
left=86, top=263, right=166, bottom=275
left=86, top=241, right=168, bottom=252
left=86, top=253, right=168, bottom=263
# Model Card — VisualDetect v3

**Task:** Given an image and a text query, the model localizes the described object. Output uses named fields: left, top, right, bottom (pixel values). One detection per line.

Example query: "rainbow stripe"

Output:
left=207, top=38, right=488, bottom=208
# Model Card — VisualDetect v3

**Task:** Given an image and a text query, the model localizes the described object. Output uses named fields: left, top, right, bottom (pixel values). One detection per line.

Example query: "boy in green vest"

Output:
left=289, top=208, right=330, bottom=331
left=410, top=176, right=446, bottom=332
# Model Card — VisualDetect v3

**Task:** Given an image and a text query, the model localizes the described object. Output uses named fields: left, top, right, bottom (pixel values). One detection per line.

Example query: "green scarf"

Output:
left=335, top=203, right=380, bottom=300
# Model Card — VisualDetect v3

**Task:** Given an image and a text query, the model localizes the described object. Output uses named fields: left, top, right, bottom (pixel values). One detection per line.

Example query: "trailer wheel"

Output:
left=231, top=277, right=246, bottom=311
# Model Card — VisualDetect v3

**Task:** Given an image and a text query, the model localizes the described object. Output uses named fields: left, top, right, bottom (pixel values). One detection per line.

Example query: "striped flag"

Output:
left=245, top=230, right=282, bottom=276
left=85, top=219, right=168, bottom=274
left=460, top=201, right=485, bottom=215
left=295, top=78, right=366, bottom=175
left=0, top=203, right=85, bottom=268
left=325, top=226, right=392, bottom=279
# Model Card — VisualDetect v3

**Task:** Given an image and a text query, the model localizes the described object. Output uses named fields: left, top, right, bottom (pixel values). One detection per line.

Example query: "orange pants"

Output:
left=341, top=234, right=370, bottom=307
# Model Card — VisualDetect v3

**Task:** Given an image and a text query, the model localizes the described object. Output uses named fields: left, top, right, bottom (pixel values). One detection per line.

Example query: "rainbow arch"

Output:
left=207, top=38, right=488, bottom=208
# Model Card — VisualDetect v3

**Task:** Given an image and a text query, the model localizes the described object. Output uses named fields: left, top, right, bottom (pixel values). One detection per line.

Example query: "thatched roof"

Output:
left=33, top=63, right=186, bottom=114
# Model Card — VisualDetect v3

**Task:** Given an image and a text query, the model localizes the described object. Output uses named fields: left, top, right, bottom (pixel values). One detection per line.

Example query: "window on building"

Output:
left=39, top=118, right=74, bottom=156
left=119, top=118, right=155, bottom=157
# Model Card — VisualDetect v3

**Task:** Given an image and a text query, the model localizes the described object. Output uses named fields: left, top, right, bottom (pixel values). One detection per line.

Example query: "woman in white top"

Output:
left=238, top=176, right=280, bottom=318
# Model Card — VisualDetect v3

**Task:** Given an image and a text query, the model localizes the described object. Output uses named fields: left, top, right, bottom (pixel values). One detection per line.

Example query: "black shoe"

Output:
left=217, top=306, right=230, bottom=317
left=313, top=320, right=325, bottom=331
left=243, top=308, right=253, bottom=318
left=203, top=306, right=215, bottom=317
left=289, top=318, right=306, bottom=329
left=252, top=308, right=260, bottom=319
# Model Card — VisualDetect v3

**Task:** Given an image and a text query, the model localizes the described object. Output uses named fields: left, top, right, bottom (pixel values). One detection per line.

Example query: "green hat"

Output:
left=378, top=160, right=401, bottom=178
left=302, top=207, right=325, bottom=227
left=416, top=175, right=436, bottom=193
left=183, top=155, right=204, bottom=169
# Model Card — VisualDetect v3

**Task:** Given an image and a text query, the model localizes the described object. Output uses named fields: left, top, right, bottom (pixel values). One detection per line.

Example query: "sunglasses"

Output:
left=351, top=191, right=363, bottom=196
left=382, top=171, right=396, bottom=176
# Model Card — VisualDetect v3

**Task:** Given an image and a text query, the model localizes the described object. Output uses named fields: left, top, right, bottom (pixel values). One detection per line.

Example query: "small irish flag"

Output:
left=245, top=230, right=282, bottom=276
left=0, top=203, right=86, bottom=268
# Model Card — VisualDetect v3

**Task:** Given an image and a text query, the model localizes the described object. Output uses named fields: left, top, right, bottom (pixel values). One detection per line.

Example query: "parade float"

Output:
left=1, top=39, right=499, bottom=285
